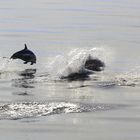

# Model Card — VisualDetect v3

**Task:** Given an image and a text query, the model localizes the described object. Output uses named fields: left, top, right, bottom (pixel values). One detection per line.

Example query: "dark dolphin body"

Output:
left=61, top=56, right=105, bottom=81
left=10, top=44, right=36, bottom=65
left=85, top=56, right=105, bottom=71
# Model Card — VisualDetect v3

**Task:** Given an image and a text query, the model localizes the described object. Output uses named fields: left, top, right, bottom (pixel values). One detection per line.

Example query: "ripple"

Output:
left=0, top=102, right=122, bottom=120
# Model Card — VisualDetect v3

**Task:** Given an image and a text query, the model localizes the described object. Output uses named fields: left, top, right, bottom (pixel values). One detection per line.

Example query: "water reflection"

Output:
left=19, top=69, right=36, bottom=78
left=12, top=91, right=30, bottom=96
left=12, top=69, right=36, bottom=89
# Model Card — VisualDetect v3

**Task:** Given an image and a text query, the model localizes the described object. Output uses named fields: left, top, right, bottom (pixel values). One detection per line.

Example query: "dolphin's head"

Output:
left=11, top=44, right=28, bottom=59
left=10, top=52, right=21, bottom=59
left=11, top=44, right=28, bottom=60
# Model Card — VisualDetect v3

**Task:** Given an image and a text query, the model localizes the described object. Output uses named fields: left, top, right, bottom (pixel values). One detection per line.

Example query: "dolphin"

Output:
left=84, top=56, right=105, bottom=71
left=60, top=56, right=105, bottom=81
left=10, top=44, right=36, bottom=65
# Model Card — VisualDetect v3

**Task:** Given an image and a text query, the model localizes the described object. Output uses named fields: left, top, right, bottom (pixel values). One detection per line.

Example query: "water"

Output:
left=0, top=0, right=140, bottom=140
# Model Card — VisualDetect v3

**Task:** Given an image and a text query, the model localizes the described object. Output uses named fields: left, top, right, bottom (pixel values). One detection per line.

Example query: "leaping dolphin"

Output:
left=61, top=56, right=105, bottom=81
left=10, top=44, right=36, bottom=65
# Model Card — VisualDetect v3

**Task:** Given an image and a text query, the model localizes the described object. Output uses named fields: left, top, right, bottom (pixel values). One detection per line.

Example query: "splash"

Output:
left=0, top=47, right=107, bottom=81
left=115, top=66, right=140, bottom=87
left=1, top=48, right=140, bottom=88
left=43, top=47, right=107, bottom=79
left=0, top=56, right=37, bottom=80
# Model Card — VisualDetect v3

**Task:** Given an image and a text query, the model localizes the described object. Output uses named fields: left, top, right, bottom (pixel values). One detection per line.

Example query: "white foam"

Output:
left=0, top=102, right=115, bottom=120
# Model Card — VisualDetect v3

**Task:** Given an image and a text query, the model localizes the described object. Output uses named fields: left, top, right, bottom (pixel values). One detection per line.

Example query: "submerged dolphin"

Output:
left=10, top=44, right=36, bottom=65
left=61, top=70, right=93, bottom=81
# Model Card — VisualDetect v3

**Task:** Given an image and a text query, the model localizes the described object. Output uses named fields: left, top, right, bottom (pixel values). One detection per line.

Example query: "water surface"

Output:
left=0, top=0, right=140, bottom=140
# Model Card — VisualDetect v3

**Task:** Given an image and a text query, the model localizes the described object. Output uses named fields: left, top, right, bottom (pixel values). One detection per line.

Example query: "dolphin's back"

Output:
left=20, top=49, right=36, bottom=63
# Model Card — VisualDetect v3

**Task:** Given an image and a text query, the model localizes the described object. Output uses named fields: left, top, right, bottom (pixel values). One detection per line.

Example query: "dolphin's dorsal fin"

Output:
left=24, top=44, right=28, bottom=50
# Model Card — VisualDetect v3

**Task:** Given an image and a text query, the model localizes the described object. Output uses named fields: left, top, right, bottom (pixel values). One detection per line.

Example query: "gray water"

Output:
left=0, top=0, right=140, bottom=140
